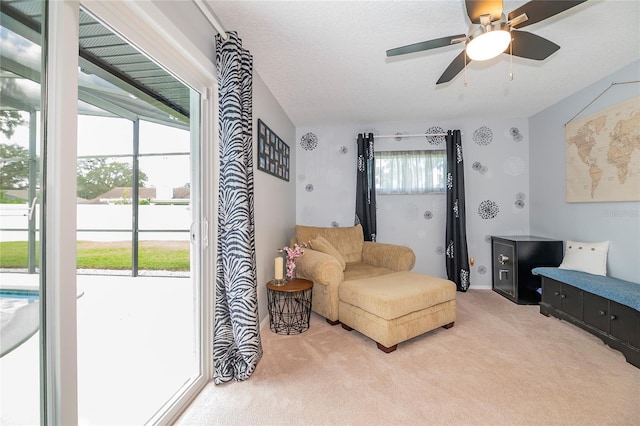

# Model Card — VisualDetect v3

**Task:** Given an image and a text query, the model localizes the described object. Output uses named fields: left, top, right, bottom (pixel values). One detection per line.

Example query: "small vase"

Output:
left=271, top=278, right=287, bottom=286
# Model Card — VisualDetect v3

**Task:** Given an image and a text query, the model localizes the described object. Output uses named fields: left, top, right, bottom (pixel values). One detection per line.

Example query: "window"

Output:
left=375, top=150, right=446, bottom=194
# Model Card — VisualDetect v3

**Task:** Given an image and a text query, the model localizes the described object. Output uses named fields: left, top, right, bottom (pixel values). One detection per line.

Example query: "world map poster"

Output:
left=566, top=96, right=640, bottom=202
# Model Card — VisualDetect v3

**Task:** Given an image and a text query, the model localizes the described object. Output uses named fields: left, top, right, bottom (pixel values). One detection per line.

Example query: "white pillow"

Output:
left=558, top=240, right=609, bottom=276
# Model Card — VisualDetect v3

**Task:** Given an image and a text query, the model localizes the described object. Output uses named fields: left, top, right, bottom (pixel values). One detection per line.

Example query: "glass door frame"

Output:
left=43, top=1, right=217, bottom=424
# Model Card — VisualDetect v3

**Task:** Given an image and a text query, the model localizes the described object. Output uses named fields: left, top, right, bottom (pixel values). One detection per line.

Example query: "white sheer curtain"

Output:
left=375, top=150, right=445, bottom=194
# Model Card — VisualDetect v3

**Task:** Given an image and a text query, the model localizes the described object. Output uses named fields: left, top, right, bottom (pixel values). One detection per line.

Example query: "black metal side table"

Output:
left=266, top=278, right=313, bottom=335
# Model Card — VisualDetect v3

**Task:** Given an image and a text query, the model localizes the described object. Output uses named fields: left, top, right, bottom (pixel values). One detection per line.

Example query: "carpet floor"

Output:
left=176, top=289, right=640, bottom=425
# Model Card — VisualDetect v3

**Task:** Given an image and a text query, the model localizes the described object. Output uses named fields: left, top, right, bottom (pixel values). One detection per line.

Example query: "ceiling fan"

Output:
left=386, top=0, right=587, bottom=84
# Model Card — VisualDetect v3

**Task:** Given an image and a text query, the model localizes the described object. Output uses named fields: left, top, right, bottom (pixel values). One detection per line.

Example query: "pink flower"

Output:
left=278, top=242, right=308, bottom=279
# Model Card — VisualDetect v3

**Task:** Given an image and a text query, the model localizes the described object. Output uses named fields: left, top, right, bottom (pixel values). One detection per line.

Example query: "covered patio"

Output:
left=0, top=271, right=196, bottom=425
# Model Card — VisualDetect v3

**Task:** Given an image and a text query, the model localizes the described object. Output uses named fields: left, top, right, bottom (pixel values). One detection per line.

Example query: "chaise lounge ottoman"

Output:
left=338, top=271, right=456, bottom=352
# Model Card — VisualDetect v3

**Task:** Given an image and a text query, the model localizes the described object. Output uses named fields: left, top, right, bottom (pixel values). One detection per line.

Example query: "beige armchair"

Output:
left=292, top=224, right=416, bottom=323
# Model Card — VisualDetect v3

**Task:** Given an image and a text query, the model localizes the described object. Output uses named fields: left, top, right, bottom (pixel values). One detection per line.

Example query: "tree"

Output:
left=0, top=110, right=30, bottom=190
left=77, top=158, right=148, bottom=200
left=0, top=143, right=29, bottom=189
left=0, top=111, right=27, bottom=139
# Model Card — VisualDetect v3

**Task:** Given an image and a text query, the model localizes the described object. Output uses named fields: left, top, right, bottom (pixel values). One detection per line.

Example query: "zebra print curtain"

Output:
left=355, top=133, right=377, bottom=241
left=213, top=32, right=262, bottom=383
left=445, top=130, right=470, bottom=291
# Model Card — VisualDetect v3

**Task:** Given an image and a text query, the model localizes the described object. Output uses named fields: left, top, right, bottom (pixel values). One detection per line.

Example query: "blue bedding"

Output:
left=532, top=267, right=640, bottom=311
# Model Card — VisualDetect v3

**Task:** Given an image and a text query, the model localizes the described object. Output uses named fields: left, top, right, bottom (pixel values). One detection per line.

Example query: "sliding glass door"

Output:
left=74, top=8, right=203, bottom=424
left=1, top=1, right=214, bottom=423
left=0, top=1, right=44, bottom=423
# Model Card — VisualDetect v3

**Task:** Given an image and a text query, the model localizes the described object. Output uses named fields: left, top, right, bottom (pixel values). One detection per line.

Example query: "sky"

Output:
left=2, top=113, right=192, bottom=191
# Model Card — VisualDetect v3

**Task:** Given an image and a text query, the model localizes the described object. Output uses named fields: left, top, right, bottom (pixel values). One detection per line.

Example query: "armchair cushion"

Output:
left=362, top=242, right=416, bottom=271
left=295, top=249, right=344, bottom=286
left=295, top=224, right=365, bottom=263
left=310, top=235, right=346, bottom=271
left=344, top=262, right=393, bottom=281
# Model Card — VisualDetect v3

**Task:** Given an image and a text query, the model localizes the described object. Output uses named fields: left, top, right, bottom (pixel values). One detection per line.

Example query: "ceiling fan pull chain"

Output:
left=464, top=53, right=468, bottom=87
left=509, top=33, right=513, bottom=81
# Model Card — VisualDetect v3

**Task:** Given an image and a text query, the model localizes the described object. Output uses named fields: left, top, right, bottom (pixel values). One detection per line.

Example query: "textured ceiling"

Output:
left=208, top=0, right=640, bottom=127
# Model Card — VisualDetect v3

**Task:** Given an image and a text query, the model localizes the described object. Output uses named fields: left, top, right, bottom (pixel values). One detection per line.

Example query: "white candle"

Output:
left=274, top=257, right=284, bottom=280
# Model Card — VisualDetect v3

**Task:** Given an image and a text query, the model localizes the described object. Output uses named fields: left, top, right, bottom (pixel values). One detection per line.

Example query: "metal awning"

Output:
left=1, top=0, right=190, bottom=129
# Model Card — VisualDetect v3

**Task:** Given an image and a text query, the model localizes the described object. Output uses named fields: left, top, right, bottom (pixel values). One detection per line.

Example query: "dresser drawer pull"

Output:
left=554, top=291, right=560, bottom=296
left=610, top=315, right=617, bottom=321
left=560, top=294, right=566, bottom=299
left=599, top=310, right=606, bottom=316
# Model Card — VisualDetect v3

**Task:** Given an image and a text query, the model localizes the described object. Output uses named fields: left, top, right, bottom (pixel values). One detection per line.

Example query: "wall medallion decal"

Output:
left=509, top=127, right=524, bottom=142
left=435, top=246, right=445, bottom=255
left=477, top=265, right=487, bottom=274
left=331, top=221, right=339, bottom=228
left=339, top=146, right=348, bottom=154
left=472, top=161, right=488, bottom=174
left=425, top=126, right=445, bottom=145
left=473, top=126, right=493, bottom=146
left=300, top=132, right=318, bottom=151
left=423, top=210, right=433, bottom=220
left=478, top=200, right=499, bottom=219
left=305, top=184, right=314, bottom=192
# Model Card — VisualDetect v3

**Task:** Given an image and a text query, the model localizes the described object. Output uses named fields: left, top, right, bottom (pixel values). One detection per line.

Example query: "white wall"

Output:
left=530, top=60, right=640, bottom=284
left=296, top=118, right=530, bottom=289
left=252, top=73, right=296, bottom=319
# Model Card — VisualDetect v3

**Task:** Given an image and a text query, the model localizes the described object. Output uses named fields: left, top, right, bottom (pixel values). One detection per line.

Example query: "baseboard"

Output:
left=259, top=314, right=270, bottom=330
left=471, top=283, right=492, bottom=290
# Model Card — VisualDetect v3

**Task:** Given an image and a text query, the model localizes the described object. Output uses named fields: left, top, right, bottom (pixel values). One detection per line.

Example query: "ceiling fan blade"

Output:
left=436, top=51, right=469, bottom=85
left=508, top=0, right=587, bottom=29
left=508, top=30, right=560, bottom=60
left=386, top=34, right=467, bottom=57
left=465, top=0, right=503, bottom=23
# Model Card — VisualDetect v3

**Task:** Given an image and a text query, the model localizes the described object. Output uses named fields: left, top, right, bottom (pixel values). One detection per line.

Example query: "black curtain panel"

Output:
left=355, top=133, right=377, bottom=241
left=445, top=130, right=470, bottom=291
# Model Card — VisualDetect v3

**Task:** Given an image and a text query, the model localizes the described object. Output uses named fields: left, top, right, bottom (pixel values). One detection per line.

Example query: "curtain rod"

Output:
left=375, top=133, right=447, bottom=138
left=357, top=132, right=462, bottom=139
left=194, top=0, right=229, bottom=41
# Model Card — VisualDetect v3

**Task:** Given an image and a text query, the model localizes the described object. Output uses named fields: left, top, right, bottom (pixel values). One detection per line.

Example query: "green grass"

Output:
left=0, top=241, right=189, bottom=271
left=138, top=245, right=190, bottom=271
left=0, top=241, right=39, bottom=268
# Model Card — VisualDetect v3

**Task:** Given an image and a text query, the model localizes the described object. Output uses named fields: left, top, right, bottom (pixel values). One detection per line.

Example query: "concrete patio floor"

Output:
left=0, top=272, right=197, bottom=425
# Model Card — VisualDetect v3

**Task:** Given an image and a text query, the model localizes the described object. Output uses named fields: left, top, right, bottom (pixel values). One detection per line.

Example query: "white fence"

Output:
left=0, top=204, right=191, bottom=242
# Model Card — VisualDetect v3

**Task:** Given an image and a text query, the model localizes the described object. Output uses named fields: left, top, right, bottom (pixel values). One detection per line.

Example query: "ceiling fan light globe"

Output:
left=466, top=29, right=511, bottom=61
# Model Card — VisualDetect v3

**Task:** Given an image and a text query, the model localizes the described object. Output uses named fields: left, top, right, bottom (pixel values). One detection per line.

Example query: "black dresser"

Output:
left=491, top=236, right=563, bottom=305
